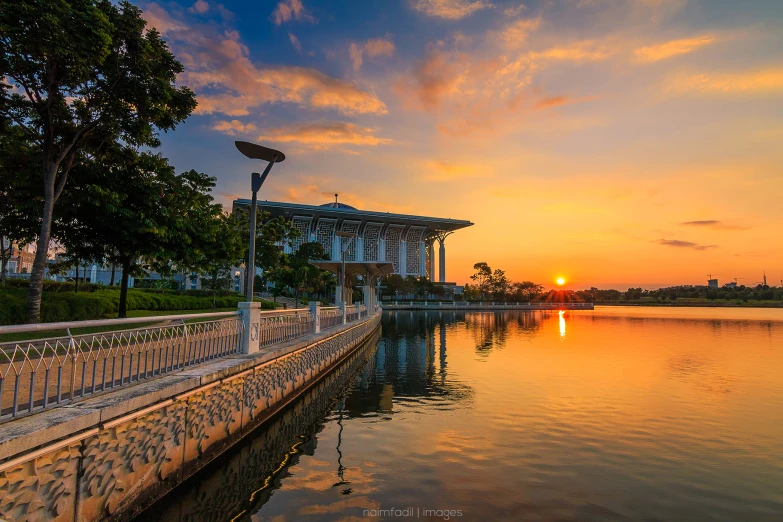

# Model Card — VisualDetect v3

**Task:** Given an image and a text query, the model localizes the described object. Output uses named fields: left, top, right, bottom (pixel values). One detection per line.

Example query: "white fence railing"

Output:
left=0, top=305, right=375, bottom=423
left=0, top=312, right=242, bottom=422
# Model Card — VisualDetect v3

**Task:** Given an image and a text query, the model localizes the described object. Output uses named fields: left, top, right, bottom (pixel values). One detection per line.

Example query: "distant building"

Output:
left=725, top=282, right=737, bottom=289
left=707, top=279, right=719, bottom=288
left=1, top=240, right=36, bottom=275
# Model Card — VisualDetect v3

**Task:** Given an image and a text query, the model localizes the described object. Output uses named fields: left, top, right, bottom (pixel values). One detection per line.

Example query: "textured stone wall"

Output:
left=0, top=314, right=380, bottom=522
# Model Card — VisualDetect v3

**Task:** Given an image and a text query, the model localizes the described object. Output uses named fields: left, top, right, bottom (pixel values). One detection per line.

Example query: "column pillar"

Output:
left=309, top=301, right=321, bottom=333
left=331, top=234, right=341, bottom=261
left=379, top=238, right=386, bottom=261
left=438, top=238, right=446, bottom=283
left=427, top=241, right=435, bottom=281
left=239, top=301, right=261, bottom=354
left=419, top=242, right=426, bottom=279
left=399, top=240, right=407, bottom=276
left=356, top=237, right=364, bottom=261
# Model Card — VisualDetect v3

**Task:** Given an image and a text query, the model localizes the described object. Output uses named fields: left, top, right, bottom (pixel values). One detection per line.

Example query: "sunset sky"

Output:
left=139, top=0, right=783, bottom=289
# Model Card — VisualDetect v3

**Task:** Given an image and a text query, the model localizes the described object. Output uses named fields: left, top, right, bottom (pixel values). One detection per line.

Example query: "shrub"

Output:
left=0, top=286, right=246, bottom=325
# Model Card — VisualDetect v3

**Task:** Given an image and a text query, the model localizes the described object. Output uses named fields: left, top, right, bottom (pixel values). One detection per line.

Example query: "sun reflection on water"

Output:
left=559, top=310, right=566, bottom=338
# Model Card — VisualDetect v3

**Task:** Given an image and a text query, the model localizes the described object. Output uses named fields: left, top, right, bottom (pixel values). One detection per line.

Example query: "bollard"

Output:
left=309, top=301, right=321, bottom=333
left=239, top=302, right=261, bottom=354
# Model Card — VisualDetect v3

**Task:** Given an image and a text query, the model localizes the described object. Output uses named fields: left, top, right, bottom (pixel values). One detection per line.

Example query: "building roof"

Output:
left=234, top=199, right=474, bottom=233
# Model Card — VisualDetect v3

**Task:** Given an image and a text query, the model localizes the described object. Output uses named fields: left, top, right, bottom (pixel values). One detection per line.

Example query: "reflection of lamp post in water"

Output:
left=332, top=395, right=352, bottom=495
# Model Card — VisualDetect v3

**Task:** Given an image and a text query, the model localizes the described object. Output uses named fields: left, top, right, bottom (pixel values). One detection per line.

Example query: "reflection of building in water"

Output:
left=343, top=311, right=474, bottom=417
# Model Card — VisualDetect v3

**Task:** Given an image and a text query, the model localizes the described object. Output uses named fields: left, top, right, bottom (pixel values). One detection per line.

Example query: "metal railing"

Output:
left=257, top=309, right=314, bottom=349
left=0, top=305, right=379, bottom=423
left=0, top=304, right=379, bottom=423
left=320, top=307, right=343, bottom=329
left=0, top=312, right=242, bottom=421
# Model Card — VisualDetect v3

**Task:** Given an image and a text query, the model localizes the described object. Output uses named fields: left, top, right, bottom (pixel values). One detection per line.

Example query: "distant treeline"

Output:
left=577, top=285, right=783, bottom=303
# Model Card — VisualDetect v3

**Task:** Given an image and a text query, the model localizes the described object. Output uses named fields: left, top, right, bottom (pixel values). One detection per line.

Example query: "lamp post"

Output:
left=335, top=231, right=356, bottom=323
left=235, top=141, right=285, bottom=302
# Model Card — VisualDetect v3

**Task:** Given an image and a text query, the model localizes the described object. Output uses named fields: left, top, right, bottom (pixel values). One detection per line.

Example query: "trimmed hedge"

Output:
left=0, top=286, right=252, bottom=325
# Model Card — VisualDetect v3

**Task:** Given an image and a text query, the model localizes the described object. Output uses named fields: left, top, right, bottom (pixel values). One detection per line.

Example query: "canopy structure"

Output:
left=308, top=261, right=394, bottom=283
left=309, top=261, right=394, bottom=310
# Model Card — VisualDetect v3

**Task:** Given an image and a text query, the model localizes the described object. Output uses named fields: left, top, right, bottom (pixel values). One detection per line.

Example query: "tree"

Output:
left=0, top=116, right=39, bottom=281
left=490, top=269, right=509, bottom=300
left=57, top=149, right=221, bottom=317
left=470, top=262, right=492, bottom=298
left=1, top=0, right=196, bottom=322
left=287, top=241, right=329, bottom=302
left=194, top=212, right=244, bottom=308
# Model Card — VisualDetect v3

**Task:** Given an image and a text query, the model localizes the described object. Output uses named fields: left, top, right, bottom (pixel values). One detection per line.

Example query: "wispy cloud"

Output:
left=414, top=0, right=493, bottom=20
left=655, top=239, right=718, bottom=250
left=635, top=35, right=715, bottom=62
left=189, top=0, right=209, bottom=14
left=494, top=18, right=541, bottom=49
left=289, top=32, right=303, bottom=54
left=212, top=119, right=258, bottom=135
left=680, top=220, right=750, bottom=230
left=271, top=0, right=316, bottom=25
left=669, top=68, right=783, bottom=94
left=425, top=160, right=491, bottom=180
left=528, top=40, right=615, bottom=62
left=534, top=95, right=597, bottom=109
left=503, top=3, right=526, bottom=17
left=350, top=37, right=395, bottom=70
left=257, top=121, right=392, bottom=148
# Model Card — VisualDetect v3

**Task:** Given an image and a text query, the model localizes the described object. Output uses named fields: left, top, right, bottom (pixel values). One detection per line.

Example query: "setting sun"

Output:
left=556, top=277, right=566, bottom=286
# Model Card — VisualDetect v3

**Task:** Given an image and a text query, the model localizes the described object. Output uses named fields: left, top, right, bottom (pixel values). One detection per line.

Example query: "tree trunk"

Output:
left=26, top=185, right=56, bottom=323
left=109, top=263, right=116, bottom=286
left=75, top=264, right=79, bottom=293
left=119, top=259, right=131, bottom=318
left=0, top=235, right=7, bottom=283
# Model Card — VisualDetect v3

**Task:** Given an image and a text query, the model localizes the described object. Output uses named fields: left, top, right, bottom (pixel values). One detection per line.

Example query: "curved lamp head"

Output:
left=235, top=141, right=285, bottom=163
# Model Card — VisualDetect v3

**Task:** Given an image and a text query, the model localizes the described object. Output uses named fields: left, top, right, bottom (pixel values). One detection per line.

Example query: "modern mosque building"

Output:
left=232, top=196, right=473, bottom=284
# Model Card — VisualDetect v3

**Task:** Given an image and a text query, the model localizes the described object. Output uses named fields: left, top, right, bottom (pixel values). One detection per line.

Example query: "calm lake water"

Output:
left=141, top=307, right=783, bottom=522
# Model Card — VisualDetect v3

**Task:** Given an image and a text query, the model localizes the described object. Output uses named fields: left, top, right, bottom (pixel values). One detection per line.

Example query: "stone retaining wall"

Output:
left=0, top=313, right=381, bottom=522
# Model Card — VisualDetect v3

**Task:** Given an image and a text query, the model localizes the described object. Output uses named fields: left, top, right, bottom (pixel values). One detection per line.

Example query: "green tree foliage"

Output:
left=55, top=149, right=224, bottom=317
left=1, top=0, right=196, bottom=322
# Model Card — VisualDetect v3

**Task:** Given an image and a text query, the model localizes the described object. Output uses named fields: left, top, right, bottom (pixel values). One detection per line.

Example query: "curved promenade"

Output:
left=0, top=309, right=381, bottom=522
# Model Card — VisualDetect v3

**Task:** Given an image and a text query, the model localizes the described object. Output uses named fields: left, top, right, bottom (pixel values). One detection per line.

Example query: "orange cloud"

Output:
left=528, top=40, right=615, bottom=62
left=635, top=35, right=715, bottom=62
left=257, top=121, right=392, bottom=148
left=413, top=0, right=494, bottom=20
left=425, top=160, right=491, bottom=181
left=350, top=37, right=395, bottom=70
left=495, top=17, right=541, bottom=49
left=271, top=0, right=316, bottom=25
left=668, top=68, right=783, bottom=93
left=534, top=95, right=597, bottom=109
left=143, top=7, right=387, bottom=117
left=211, top=119, right=258, bottom=135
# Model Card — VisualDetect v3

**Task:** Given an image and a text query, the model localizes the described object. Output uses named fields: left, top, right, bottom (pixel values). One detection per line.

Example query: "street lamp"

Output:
left=235, top=141, right=285, bottom=302
left=335, top=231, right=356, bottom=322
